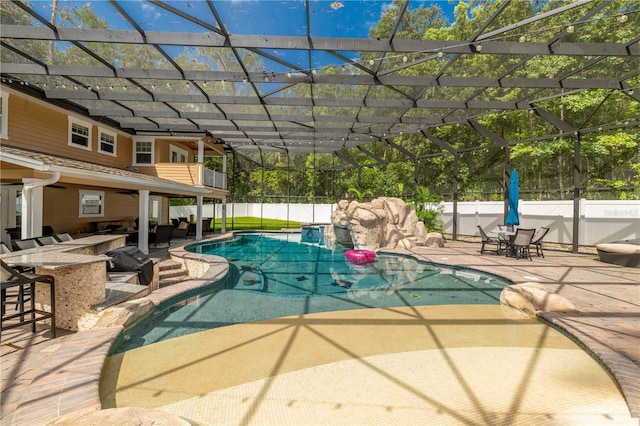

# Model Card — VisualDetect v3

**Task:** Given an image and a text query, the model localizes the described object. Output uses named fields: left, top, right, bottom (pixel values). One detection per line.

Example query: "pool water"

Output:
left=112, top=232, right=511, bottom=353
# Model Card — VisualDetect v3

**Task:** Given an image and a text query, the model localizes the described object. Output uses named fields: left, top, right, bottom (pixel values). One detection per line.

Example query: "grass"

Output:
left=211, top=217, right=302, bottom=231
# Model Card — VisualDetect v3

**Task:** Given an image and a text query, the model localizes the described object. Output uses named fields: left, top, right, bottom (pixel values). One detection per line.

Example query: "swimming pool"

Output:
left=112, top=232, right=512, bottom=353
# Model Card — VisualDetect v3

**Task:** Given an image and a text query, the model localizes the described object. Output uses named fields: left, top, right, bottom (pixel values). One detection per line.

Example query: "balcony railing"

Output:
left=154, top=163, right=226, bottom=190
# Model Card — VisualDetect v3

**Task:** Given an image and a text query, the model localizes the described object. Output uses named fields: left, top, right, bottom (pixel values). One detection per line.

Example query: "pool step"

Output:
left=158, top=259, right=189, bottom=288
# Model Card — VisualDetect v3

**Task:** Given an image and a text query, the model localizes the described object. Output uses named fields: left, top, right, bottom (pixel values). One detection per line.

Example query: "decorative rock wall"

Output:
left=324, top=197, right=442, bottom=251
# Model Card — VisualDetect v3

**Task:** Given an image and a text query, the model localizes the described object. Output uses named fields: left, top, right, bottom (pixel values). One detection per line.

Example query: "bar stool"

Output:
left=1, top=260, right=56, bottom=338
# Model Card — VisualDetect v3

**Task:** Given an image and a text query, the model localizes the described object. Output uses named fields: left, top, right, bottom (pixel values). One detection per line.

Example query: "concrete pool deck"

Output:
left=1, top=239, right=638, bottom=424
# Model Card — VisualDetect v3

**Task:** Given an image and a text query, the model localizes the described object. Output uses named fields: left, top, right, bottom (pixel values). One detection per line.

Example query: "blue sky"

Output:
left=31, top=0, right=458, bottom=72
left=34, top=0, right=457, bottom=37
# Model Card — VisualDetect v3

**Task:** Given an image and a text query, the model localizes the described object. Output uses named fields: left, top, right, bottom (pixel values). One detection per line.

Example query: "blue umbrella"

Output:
left=506, top=169, right=520, bottom=226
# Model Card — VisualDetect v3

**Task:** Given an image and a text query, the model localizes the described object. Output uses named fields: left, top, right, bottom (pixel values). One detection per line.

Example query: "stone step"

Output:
left=107, top=271, right=138, bottom=284
left=159, top=275, right=189, bottom=288
left=158, top=259, right=182, bottom=271
left=159, top=268, right=187, bottom=280
left=158, top=259, right=190, bottom=288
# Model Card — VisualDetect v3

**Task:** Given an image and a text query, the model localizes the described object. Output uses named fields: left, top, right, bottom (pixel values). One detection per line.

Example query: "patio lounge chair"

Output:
left=507, top=228, right=536, bottom=260
left=149, top=224, right=173, bottom=247
left=477, top=225, right=507, bottom=255
left=530, top=226, right=550, bottom=257
left=171, top=221, right=189, bottom=240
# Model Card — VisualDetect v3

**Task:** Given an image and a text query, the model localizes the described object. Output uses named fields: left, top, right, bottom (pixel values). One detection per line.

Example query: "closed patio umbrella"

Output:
left=506, top=169, right=520, bottom=226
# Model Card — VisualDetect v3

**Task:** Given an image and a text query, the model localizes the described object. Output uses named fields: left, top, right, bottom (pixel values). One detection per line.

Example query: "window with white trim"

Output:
left=79, top=189, right=104, bottom=217
left=170, top=144, right=189, bottom=163
left=68, top=118, right=92, bottom=150
left=0, top=92, right=8, bottom=140
left=134, top=140, right=153, bottom=165
left=98, top=128, right=117, bottom=156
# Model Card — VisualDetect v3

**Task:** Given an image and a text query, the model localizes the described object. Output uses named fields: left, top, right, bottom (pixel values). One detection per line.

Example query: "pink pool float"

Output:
left=345, top=249, right=376, bottom=265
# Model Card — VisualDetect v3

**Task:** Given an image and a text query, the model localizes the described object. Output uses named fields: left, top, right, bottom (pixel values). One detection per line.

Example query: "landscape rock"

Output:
left=424, top=232, right=445, bottom=248
left=500, top=282, right=579, bottom=317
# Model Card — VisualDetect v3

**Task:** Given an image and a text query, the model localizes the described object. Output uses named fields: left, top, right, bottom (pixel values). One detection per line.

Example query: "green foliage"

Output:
left=412, top=186, right=445, bottom=234
left=347, top=187, right=374, bottom=203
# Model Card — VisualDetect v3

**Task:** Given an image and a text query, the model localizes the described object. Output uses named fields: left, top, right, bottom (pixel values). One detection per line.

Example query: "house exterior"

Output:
left=0, top=85, right=228, bottom=253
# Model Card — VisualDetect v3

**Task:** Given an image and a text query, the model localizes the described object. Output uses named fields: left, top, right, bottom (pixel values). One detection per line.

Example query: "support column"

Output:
left=221, top=198, right=227, bottom=233
left=573, top=133, right=581, bottom=253
left=21, top=173, right=59, bottom=239
left=222, top=154, right=227, bottom=233
left=21, top=182, right=43, bottom=239
left=138, top=190, right=150, bottom=254
left=452, top=153, right=459, bottom=241
left=196, top=195, right=203, bottom=240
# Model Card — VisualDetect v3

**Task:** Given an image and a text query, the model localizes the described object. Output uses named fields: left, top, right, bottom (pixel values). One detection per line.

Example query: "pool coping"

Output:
left=6, top=236, right=639, bottom=424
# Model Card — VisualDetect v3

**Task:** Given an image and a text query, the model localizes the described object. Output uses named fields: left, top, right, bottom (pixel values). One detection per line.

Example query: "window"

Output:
left=98, top=128, right=116, bottom=155
left=79, top=190, right=104, bottom=217
left=68, top=118, right=92, bottom=150
left=134, top=140, right=154, bottom=165
left=0, top=92, right=8, bottom=139
left=170, top=145, right=189, bottom=163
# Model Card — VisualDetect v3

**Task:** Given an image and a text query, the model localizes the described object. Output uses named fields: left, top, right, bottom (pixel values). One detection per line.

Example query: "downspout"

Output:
left=22, top=172, right=60, bottom=239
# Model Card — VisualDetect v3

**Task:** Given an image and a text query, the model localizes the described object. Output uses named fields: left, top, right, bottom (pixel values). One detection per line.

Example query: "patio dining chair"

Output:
left=477, top=225, right=508, bottom=255
left=530, top=226, right=550, bottom=258
left=507, top=228, right=536, bottom=260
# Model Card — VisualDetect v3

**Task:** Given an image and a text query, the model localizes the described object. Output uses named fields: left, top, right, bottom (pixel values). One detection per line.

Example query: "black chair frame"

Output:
left=477, top=225, right=508, bottom=255
left=507, top=228, right=536, bottom=261
left=531, top=227, right=550, bottom=258
left=1, top=259, right=56, bottom=337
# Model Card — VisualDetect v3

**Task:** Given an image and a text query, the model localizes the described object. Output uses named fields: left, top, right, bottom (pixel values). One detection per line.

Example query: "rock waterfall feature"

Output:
left=324, top=197, right=443, bottom=251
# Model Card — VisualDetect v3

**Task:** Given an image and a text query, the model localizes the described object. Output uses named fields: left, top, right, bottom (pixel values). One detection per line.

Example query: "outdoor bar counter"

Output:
left=0, top=235, right=126, bottom=331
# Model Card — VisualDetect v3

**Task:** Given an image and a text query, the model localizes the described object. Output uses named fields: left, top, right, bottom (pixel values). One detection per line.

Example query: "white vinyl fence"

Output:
left=171, top=203, right=335, bottom=226
left=171, top=199, right=639, bottom=246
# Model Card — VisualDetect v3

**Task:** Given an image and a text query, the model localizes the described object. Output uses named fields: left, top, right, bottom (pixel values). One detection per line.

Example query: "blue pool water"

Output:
left=112, top=232, right=511, bottom=354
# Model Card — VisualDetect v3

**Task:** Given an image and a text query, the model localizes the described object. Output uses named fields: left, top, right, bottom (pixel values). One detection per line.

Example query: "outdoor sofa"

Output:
left=596, top=239, right=640, bottom=268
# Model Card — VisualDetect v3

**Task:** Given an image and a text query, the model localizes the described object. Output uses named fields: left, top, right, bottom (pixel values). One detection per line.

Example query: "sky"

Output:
left=30, top=0, right=458, bottom=72
left=33, top=0, right=457, bottom=37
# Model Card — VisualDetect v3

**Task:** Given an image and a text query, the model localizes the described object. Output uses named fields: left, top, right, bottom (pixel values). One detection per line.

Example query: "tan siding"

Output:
left=7, top=93, right=133, bottom=168
left=9, top=96, right=67, bottom=152
left=154, top=163, right=201, bottom=185
left=43, top=186, right=138, bottom=234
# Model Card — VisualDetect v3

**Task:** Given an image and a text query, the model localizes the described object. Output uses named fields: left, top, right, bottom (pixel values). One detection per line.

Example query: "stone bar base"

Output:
left=36, top=261, right=106, bottom=331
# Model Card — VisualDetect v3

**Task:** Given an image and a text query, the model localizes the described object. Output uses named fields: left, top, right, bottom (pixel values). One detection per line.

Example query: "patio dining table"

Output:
left=492, top=228, right=524, bottom=257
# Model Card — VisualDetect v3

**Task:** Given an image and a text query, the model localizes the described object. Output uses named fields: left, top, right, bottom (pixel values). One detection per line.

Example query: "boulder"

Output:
left=414, top=222, right=427, bottom=244
left=423, top=232, right=444, bottom=248
left=500, top=282, right=579, bottom=317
